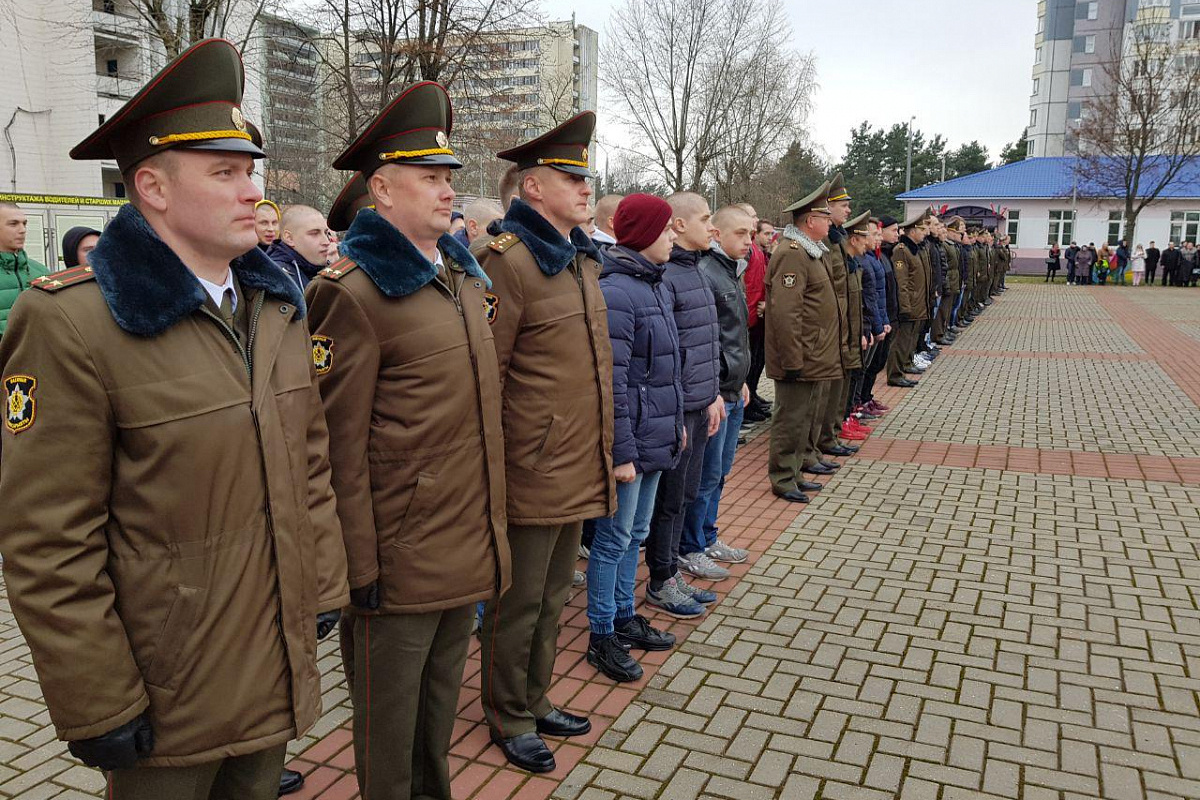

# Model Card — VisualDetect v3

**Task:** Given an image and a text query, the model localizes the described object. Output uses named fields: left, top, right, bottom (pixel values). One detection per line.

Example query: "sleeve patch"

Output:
left=4, top=375, right=37, bottom=434
left=312, top=336, right=334, bottom=374
left=483, top=292, right=499, bottom=325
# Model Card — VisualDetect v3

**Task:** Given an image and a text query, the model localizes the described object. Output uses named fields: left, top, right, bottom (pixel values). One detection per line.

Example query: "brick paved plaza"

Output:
left=3, top=282, right=1200, bottom=799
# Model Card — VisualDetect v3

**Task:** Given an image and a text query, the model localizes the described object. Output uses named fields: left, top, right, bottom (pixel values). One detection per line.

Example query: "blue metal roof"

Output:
left=897, top=156, right=1200, bottom=200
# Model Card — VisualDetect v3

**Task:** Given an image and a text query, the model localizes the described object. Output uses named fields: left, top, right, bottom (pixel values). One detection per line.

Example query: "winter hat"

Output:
left=878, top=215, right=899, bottom=229
left=614, top=193, right=673, bottom=252
left=61, top=226, right=102, bottom=268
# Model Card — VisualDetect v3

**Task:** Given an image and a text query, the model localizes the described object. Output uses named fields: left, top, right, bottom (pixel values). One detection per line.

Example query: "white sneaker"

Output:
left=678, top=551, right=730, bottom=580
left=578, top=543, right=590, bottom=559
left=707, top=539, right=749, bottom=564
left=572, top=570, right=586, bottom=588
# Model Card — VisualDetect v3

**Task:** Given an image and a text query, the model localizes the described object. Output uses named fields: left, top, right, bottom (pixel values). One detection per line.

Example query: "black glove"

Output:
left=349, top=582, right=380, bottom=610
left=317, top=609, right=341, bottom=639
left=67, top=712, right=154, bottom=771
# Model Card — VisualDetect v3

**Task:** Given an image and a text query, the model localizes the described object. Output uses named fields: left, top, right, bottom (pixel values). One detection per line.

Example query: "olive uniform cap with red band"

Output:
left=495, top=111, right=597, bottom=178
left=827, top=172, right=852, bottom=203
left=70, top=38, right=264, bottom=170
left=332, top=81, right=461, bottom=175
left=327, top=173, right=373, bottom=232
left=782, top=180, right=832, bottom=215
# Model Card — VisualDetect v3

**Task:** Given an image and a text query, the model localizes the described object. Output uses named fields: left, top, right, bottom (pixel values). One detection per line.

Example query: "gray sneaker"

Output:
left=706, top=539, right=748, bottom=564
left=678, top=551, right=730, bottom=580
left=572, top=570, right=586, bottom=588
left=578, top=543, right=590, bottom=559
left=674, top=573, right=718, bottom=604
left=645, top=579, right=705, bottom=618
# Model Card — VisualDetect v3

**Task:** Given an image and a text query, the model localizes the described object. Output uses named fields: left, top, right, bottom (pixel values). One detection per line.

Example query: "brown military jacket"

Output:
left=765, top=231, right=842, bottom=382
left=474, top=199, right=615, bottom=526
left=942, top=241, right=961, bottom=296
left=822, top=232, right=852, bottom=369
left=892, top=237, right=929, bottom=321
left=304, top=210, right=510, bottom=613
left=919, top=241, right=935, bottom=315
left=0, top=206, right=349, bottom=766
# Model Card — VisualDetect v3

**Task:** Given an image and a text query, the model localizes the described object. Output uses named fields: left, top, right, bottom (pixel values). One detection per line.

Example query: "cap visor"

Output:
left=550, top=164, right=597, bottom=178
left=396, top=154, right=464, bottom=168
left=184, top=138, right=266, bottom=158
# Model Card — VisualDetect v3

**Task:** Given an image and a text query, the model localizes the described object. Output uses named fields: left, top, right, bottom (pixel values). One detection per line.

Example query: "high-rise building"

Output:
left=1028, top=0, right=1200, bottom=158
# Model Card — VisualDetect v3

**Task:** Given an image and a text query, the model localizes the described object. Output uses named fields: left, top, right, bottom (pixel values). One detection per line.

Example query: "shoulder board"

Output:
left=317, top=258, right=360, bottom=281
left=30, top=265, right=97, bottom=293
left=487, top=232, right=519, bottom=253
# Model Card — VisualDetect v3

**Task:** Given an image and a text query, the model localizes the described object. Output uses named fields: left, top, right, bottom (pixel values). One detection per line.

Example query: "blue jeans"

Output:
left=586, top=471, right=662, bottom=635
left=681, top=398, right=744, bottom=556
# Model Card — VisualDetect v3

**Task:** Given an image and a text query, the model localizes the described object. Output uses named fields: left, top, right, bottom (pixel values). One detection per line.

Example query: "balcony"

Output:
left=91, top=9, right=140, bottom=46
left=96, top=73, right=142, bottom=100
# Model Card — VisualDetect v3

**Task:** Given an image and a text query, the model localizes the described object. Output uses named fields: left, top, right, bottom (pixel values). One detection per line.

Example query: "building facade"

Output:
left=899, top=157, right=1200, bottom=273
left=1028, top=0, right=1200, bottom=159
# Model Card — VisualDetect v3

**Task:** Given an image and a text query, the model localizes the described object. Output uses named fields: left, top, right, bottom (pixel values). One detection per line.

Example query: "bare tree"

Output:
left=1074, top=27, right=1200, bottom=244
left=124, top=0, right=272, bottom=58
left=603, top=0, right=814, bottom=194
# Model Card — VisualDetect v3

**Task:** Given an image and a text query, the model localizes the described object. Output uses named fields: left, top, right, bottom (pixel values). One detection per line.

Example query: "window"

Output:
left=98, top=113, right=105, bottom=126
left=1073, top=35, right=1096, bottom=53
left=1183, top=20, right=1200, bottom=39
left=1032, top=77, right=1040, bottom=95
left=1035, top=47, right=1043, bottom=64
left=1108, top=211, right=1125, bottom=246
left=1068, top=101, right=1082, bottom=120
left=1030, top=108, right=1039, bottom=127
left=1077, top=1, right=1098, bottom=19
left=106, top=59, right=118, bottom=76
left=1007, top=210, right=1021, bottom=246
left=1171, top=211, right=1200, bottom=244
left=113, top=182, right=126, bottom=199
left=1071, top=69, right=1084, bottom=86
left=1048, top=210, right=1076, bottom=246
left=1037, top=15, right=1046, bottom=34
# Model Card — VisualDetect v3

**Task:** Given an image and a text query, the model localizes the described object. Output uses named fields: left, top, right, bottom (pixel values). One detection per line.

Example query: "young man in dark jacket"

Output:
left=679, top=205, right=753, bottom=581
left=1145, top=242, right=1160, bottom=284
left=586, top=193, right=683, bottom=683
left=266, top=204, right=333, bottom=289
left=644, top=192, right=722, bottom=619
left=1161, top=241, right=1180, bottom=286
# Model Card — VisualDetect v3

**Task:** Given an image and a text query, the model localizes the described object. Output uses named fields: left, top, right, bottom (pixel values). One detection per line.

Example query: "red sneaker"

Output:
left=840, top=427, right=869, bottom=441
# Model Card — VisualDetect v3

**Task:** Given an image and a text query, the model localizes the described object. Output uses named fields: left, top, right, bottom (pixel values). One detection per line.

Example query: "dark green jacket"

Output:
left=0, top=251, right=49, bottom=336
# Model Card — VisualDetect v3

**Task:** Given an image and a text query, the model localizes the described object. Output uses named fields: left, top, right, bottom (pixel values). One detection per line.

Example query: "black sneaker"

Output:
left=615, top=614, right=677, bottom=651
left=587, top=635, right=643, bottom=682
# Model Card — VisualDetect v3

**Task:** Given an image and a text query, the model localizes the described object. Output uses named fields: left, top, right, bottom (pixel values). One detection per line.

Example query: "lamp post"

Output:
left=905, top=115, right=916, bottom=193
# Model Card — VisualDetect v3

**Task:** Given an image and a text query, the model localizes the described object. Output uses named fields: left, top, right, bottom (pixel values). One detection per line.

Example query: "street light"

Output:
left=905, top=115, right=916, bottom=193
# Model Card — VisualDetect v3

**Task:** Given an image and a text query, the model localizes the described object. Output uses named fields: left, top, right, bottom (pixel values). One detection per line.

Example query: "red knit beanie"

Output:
left=614, top=193, right=673, bottom=252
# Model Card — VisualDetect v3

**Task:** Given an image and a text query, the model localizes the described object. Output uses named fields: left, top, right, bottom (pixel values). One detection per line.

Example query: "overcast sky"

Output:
left=541, top=0, right=1038, bottom=165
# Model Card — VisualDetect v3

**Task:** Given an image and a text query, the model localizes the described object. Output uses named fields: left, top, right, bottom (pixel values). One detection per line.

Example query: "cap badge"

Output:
left=436, top=130, right=449, bottom=149
left=231, top=106, right=246, bottom=132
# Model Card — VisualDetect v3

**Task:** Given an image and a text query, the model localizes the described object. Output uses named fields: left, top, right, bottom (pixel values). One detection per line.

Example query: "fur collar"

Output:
left=88, top=204, right=304, bottom=338
left=339, top=208, right=490, bottom=298
left=782, top=225, right=827, bottom=258
left=499, top=198, right=597, bottom=276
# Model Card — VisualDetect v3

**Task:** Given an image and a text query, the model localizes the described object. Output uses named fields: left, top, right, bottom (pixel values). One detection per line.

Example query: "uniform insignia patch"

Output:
left=483, top=292, right=499, bottom=325
left=783, top=273, right=797, bottom=288
left=311, top=336, right=334, bottom=375
left=4, top=375, right=36, bottom=434
left=488, top=232, right=517, bottom=253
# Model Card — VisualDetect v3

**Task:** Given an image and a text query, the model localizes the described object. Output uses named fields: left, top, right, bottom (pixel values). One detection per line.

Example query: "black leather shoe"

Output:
left=615, top=615, right=675, bottom=651
left=903, top=368, right=924, bottom=375
left=278, top=768, right=304, bottom=796
left=536, top=708, right=592, bottom=737
left=840, top=444, right=860, bottom=453
left=822, top=445, right=855, bottom=457
left=798, top=480, right=822, bottom=492
left=820, top=460, right=841, bottom=469
left=803, top=463, right=835, bottom=475
left=588, top=636, right=644, bottom=681
left=888, top=379, right=917, bottom=387
left=773, top=488, right=810, bottom=503
left=742, top=406, right=768, bottom=423
left=491, top=731, right=556, bottom=773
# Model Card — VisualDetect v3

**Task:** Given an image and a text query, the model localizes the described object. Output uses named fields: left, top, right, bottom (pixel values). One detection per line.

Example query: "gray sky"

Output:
left=542, top=0, right=1039, bottom=164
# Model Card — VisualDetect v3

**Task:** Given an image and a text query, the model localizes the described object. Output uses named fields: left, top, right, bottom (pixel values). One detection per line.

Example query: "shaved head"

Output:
left=712, top=205, right=753, bottom=231
left=667, top=192, right=707, bottom=218
left=281, top=204, right=324, bottom=233
left=594, top=194, right=624, bottom=235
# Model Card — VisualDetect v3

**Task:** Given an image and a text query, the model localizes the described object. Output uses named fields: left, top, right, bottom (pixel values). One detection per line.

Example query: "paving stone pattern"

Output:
left=3, top=283, right=1200, bottom=799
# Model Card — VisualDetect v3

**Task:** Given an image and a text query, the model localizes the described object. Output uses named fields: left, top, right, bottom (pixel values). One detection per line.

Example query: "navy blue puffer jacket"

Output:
left=662, top=246, right=719, bottom=412
left=600, top=245, right=684, bottom=474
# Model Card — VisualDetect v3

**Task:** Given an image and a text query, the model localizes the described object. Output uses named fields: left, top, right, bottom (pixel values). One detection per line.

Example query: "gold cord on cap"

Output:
left=148, top=129, right=252, bottom=146
left=378, top=147, right=455, bottom=161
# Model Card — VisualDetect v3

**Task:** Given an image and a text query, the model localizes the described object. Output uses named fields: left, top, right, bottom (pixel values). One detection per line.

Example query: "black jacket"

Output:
left=265, top=240, right=324, bottom=289
left=1146, top=247, right=1161, bottom=268
left=662, top=246, right=720, bottom=412
left=877, top=247, right=900, bottom=326
left=1162, top=248, right=1182, bottom=270
left=697, top=245, right=750, bottom=402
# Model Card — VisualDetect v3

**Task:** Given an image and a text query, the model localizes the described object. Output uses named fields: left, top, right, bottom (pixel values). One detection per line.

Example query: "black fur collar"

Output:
left=339, top=209, right=490, bottom=297
left=499, top=198, right=597, bottom=276
left=88, top=204, right=304, bottom=337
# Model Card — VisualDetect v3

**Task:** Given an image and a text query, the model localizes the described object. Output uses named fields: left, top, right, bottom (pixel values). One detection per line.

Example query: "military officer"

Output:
left=939, top=217, right=965, bottom=343
left=0, top=39, right=349, bottom=799
left=816, top=173, right=855, bottom=460
left=886, top=210, right=930, bottom=386
left=765, top=181, right=842, bottom=502
left=304, top=82, right=510, bottom=800
left=474, top=112, right=616, bottom=774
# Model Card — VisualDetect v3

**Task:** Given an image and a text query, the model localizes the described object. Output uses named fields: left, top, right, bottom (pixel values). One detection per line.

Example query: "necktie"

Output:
left=219, top=288, right=239, bottom=342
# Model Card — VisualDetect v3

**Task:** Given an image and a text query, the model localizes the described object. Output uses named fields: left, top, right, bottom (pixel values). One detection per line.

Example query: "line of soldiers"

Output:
left=765, top=180, right=1011, bottom=501
left=0, top=39, right=619, bottom=800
